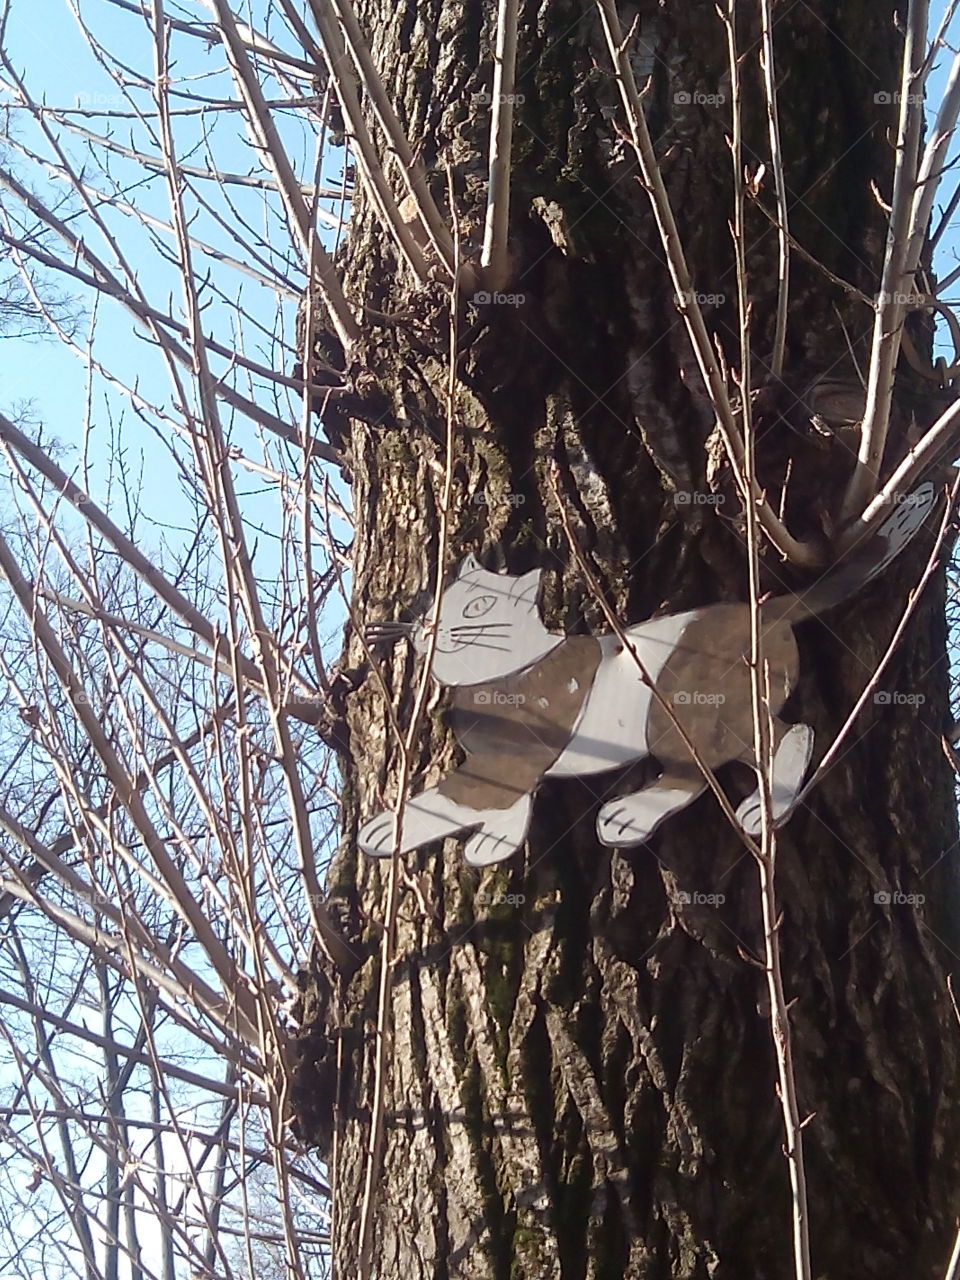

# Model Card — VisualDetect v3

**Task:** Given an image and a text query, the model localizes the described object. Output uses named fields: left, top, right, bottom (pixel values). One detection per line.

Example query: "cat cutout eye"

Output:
left=359, top=482, right=939, bottom=865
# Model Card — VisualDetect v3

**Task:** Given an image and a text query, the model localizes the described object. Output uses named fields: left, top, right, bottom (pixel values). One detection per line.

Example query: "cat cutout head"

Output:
left=368, top=554, right=557, bottom=687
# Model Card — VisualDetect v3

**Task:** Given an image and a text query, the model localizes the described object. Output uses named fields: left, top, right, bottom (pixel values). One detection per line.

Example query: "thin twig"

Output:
left=0, top=208, right=325, bottom=453
left=11, top=113, right=345, bottom=203
left=837, top=399, right=960, bottom=554
left=759, top=0, right=790, bottom=376
left=305, top=0, right=457, bottom=279
left=841, top=0, right=930, bottom=520
left=151, top=20, right=354, bottom=974
left=206, top=0, right=360, bottom=350
left=797, top=473, right=959, bottom=809
left=0, top=531, right=260, bottom=1034
left=108, top=0, right=319, bottom=76
left=728, top=8, right=810, bottom=1273
left=547, top=465, right=755, bottom=849
left=301, top=0, right=433, bottom=284
left=904, top=43, right=960, bottom=278
left=0, top=410, right=320, bottom=718
left=480, top=0, right=520, bottom=289
left=945, top=978, right=960, bottom=1278
left=945, top=1229, right=960, bottom=1280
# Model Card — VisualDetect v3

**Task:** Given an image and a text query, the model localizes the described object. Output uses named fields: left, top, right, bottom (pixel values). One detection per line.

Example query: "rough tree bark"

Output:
left=291, top=1, right=960, bottom=1276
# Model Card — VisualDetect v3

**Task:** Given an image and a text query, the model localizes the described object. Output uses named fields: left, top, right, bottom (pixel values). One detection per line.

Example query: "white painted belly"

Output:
left=546, top=611, right=697, bottom=777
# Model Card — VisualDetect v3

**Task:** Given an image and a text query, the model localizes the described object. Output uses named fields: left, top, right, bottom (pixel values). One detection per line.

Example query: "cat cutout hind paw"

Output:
left=359, top=485, right=937, bottom=863
left=734, top=723, right=815, bottom=837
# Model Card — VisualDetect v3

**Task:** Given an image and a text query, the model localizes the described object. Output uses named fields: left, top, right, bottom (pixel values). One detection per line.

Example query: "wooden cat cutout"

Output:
left=360, top=483, right=937, bottom=866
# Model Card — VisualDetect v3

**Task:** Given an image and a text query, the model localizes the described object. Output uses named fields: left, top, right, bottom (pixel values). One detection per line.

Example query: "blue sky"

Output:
left=0, top=0, right=353, bottom=597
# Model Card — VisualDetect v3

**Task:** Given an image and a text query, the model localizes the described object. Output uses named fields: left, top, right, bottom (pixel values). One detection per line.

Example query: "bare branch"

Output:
left=759, top=0, right=790, bottom=377
left=480, top=0, right=520, bottom=290
left=595, top=0, right=822, bottom=568
left=0, top=171, right=333, bottom=454
left=204, top=0, right=361, bottom=349
left=150, top=27, right=355, bottom=973
left=104, top=0, right=320, bottom=77
left=303, top=0, right=458, bottom=279
left=300, top=0, right=432, bottom=284
left=0, top=409, right=323, bottom=715
left=841, top=0, right=930, bottom=519
left=726, top=9, right=810, bottom=1274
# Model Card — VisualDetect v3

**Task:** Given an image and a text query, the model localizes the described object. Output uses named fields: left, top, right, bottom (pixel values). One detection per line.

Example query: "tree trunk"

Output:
left=291, top=1, right=960, bottom=1276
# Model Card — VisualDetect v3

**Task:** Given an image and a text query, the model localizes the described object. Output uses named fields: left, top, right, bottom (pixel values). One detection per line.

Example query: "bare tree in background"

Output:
left=1, top=1, right=960, bottom=1278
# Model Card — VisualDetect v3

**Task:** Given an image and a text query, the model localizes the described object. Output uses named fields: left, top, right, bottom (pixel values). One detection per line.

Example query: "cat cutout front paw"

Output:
left=358, top=786, right=532, bottom=864
left=360, top=489, right=936, bottom=865
left=358, top=788, right=480, bottom=857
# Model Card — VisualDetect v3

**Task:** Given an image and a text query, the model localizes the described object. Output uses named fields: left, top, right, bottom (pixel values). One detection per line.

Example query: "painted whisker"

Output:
left=449, top=623, right=512, bottom=635
left=448, top=638, right=513, bottom=653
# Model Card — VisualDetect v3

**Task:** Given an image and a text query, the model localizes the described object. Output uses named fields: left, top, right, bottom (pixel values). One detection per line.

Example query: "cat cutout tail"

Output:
left=764, top=481, right=938, bottom=626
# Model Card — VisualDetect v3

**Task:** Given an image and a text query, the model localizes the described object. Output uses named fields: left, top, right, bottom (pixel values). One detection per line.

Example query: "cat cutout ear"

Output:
left=513, top=567, right=543, bottom=607
left=458, top=553, right=482, bottom=578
